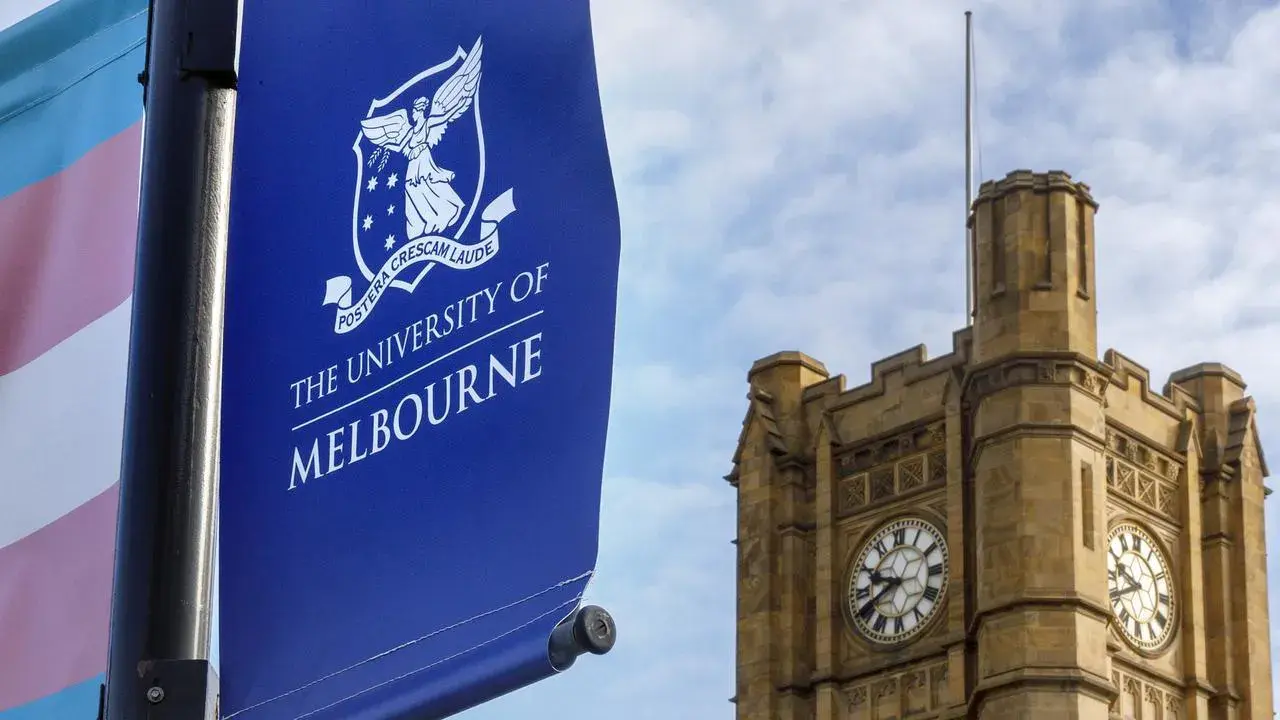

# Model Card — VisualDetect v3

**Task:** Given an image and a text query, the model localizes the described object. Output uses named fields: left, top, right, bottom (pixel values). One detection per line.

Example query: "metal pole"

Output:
left=102, top=0, right=239, bottom=716
left=964, top=10, right=974, bottom=326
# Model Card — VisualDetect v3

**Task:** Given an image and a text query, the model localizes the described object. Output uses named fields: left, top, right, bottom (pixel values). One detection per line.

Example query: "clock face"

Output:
left=1107, top=522, right=1176, bottom=652
left=848, top=517, right=949, bottom=645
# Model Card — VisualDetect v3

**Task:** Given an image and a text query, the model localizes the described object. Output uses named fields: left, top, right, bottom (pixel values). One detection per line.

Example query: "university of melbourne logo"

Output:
left=322, top=37, right=516, bottom=334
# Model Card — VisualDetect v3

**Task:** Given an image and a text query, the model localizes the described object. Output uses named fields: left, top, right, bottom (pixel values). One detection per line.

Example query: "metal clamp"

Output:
left=548, top=605, right=617, bottom=671
left=179, top=0, right=240, bottom=85
left=139, top=0, right=240, bottom=99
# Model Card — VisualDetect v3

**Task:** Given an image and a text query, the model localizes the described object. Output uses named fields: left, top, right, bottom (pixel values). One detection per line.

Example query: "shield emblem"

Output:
left=349, top=40, right=487, bottom=295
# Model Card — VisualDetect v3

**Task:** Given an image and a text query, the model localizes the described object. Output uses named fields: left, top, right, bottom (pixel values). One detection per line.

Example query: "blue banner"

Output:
left=218, top=1, right=619, bottom=717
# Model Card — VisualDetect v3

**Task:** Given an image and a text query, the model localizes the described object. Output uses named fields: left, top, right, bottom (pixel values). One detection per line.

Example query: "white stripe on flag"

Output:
left=0, top=298, right=131, bottom=548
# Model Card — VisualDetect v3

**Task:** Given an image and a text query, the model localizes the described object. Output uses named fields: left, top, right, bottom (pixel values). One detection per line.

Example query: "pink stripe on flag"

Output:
left=0, top=483, right=117, bottom=712
left=0, top=121, right=140, bottom=377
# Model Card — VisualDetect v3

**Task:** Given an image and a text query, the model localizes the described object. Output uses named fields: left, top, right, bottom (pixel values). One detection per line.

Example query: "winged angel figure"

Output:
left=360, top=38, right=483, bottom=240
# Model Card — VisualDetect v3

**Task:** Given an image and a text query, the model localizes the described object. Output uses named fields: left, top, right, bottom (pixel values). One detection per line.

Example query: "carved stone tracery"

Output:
left=837, top=421, right=947, bottom=477
left=1105, top=427, right=1184, bottom=523
left=899, top=456, right=925, bottom=492
left=845, top=685, right=867, bottom=708
left=835, top=422, right=948, bottom=515
left=1113, top=670, right=1183, bottom=720
left=839, top=662, right=948, bottom=716
left=870, top=468, right=895, bottom=502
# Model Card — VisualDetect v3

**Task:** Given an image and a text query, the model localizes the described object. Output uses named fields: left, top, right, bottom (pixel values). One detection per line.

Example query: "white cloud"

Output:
left=471, top=2, right=1280, bottom=718
left=611, top=363, right=741, bottom=415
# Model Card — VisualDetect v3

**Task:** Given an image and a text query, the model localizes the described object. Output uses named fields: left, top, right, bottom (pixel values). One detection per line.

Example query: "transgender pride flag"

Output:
left=0, top=0, right=146, bottom=717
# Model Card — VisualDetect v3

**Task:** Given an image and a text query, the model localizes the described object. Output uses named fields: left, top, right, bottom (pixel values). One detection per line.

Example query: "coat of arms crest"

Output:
left=322, top=37, right=516, bottom=334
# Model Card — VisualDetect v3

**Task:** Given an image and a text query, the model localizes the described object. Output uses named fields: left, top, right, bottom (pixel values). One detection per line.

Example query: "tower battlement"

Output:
left=975, top=168, right=1097, bottom=206
left=726, top=169, right=1274, bottom=720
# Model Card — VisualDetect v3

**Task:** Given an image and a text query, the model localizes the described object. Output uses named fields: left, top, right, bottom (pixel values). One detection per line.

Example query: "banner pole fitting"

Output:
left=548, top=605, right=617, bottom=671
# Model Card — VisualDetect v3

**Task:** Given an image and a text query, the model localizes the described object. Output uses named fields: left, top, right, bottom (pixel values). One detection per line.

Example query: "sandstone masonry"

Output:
left=726, top=170, right=1273, bottom=720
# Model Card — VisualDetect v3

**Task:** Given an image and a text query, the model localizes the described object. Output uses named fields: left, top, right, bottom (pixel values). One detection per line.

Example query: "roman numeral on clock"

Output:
left=872, top=614, right=887, bottom=633
left=855, top=586, right=870, bottom=601
left=893, top=528, right=906, bottom=546
left=923, top=586, right=940, bottom=602
left=928, top=563, right=943, bottom=576
left=893, top=617, right=904, bottom=634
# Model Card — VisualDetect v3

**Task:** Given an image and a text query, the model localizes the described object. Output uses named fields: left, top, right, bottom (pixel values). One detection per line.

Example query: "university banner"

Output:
left=0, top=0, right=146, bottom=718
left=218, top=1, right=621, bottom=718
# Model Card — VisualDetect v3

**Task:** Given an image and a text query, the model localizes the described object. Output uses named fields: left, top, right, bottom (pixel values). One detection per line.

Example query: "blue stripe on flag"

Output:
left=0, top=0, right=146, bottom=199
left=0, top=676, right=102, bottom=720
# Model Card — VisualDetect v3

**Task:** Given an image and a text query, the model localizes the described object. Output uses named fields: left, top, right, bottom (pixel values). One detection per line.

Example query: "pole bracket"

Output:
left=133, top=659, right=221, bottom=720
left=179, top=0, right=240, bottom=88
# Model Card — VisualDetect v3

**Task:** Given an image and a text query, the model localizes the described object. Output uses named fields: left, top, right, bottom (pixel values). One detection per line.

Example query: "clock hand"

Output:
left=1117, top=565, right=1140, bottom=586
left=1121, top=567, right=1154, bottom=599
left=1111, top=565, right=1154, bottom=611
left=857, top=576, right=902, bottom=620
left=1110, top=584, right=1142, bottom=600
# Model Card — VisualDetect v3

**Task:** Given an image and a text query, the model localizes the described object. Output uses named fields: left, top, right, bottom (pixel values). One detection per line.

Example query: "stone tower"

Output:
left=726, top=170, right=1273, bottom=719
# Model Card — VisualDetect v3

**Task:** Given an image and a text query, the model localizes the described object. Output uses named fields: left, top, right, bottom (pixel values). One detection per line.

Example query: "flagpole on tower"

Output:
left=964, top=10, right=975, bottom=327
left=102, top=0, right=240, bottom=717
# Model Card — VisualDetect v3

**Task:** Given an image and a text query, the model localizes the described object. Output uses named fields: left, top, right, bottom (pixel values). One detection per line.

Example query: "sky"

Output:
left=5, top=0, right=1280, bottom=718
left=467, top=1, right=1280, bottom=717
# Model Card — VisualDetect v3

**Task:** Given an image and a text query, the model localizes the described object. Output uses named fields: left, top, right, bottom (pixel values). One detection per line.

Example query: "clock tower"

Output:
left=726, top=170, right=1273, bottom=719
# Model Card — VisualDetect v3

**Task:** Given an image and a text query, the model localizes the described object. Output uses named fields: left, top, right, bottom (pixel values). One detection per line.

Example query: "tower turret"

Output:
left=965, top=170, right=1113, bottom=718
left=971, top=169, right=1099, bottom=360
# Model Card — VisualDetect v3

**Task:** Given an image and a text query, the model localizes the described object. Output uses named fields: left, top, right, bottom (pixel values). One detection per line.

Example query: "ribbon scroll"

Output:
left=324, top=189, right=516, bottom=334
